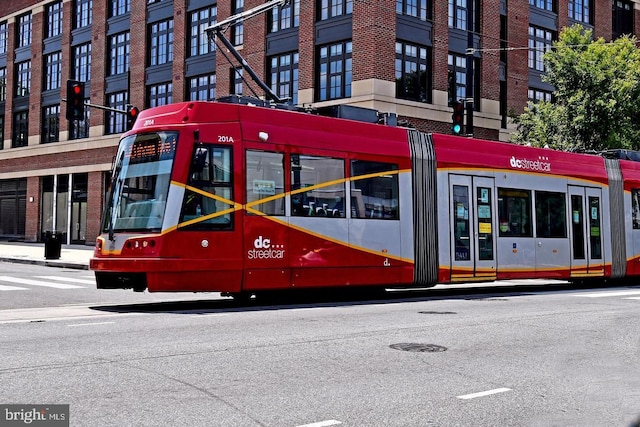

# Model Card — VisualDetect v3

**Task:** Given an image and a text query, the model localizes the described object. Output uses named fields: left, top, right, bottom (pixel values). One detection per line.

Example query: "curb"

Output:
left=0, top=256, right=89, bottom=270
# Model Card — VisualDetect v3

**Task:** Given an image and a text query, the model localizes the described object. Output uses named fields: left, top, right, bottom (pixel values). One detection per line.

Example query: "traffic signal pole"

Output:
left=64, top=79, right=140, bottom=129
left=61, top=99, right=130, bottom=115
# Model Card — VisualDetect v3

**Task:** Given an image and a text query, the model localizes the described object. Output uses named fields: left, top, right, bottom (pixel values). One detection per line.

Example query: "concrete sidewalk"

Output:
left=0, top=241, right=93, bottom=270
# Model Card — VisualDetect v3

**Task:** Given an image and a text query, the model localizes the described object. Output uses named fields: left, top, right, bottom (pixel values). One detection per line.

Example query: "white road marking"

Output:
left=457, top=387, right=512, bottom=400
left=0, top=284, right=28, bottom=291
left=67, top=321, right=115, bottom=327
left=0, top=276, right=83, bottom=289
left=572, top=290, right=640, bottom=298
left=36, top=276, right=94, bottom=285
left=295, top=421, right=342, bottom=427
left=191, top=313, right=230, bottom=318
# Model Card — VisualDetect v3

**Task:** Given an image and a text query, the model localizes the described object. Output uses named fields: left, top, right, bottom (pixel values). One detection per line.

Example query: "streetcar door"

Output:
left=568, top=186, right=604, bottom=277
left=449, top=175, right=496, bottom=281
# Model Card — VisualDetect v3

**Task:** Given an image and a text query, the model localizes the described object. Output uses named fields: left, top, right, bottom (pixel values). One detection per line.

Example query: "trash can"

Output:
left=44, top=231, right=62, bottom=260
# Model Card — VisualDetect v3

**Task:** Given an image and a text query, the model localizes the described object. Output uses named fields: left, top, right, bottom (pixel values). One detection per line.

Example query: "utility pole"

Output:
left=465, top=0, right=475, bottom=136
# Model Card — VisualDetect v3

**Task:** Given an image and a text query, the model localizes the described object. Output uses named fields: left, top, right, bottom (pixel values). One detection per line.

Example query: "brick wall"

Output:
left=215, top=0, right=231, bottom=99
left=28, top=11, right=43, bottom=144
left=173, top=1, right=187, bottom=103
left=87, top=171, right=104, bottom=245
left=89, top=0, right=107, bottom=122
left=298, top=0, right=316, bottom=96
left=506, top=2, right=530, bottom=116
left=352, top=0, right=396, bottom=82
left=25, top=176, right=41, bottom=242
left=130, top=1, right=147, bottom=108
left=432, top=0, right=450, bottom=94
left=480, top=0, right=501, bottom=102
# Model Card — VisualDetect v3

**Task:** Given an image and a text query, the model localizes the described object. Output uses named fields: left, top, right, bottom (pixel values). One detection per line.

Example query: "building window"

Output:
left=17, top=13, right=32, bottom=48
left=268, top=52, right=299, bottom=105
left=535, top=191, right=566, bottom=238
left=350, top=160, right=399, bottom=219
left=0, top=67, right=5, bottom=102
left=46, top=2, right=63, bottom=38
left=69, top=98, right=90, bottom=140
left=230, top=68, right=243, bottom=95
left=149, top=19, right=174, bottom=66
left=75, top=0, right=93, bottom=29
left=15, top=61, right=31, bottom=97
left=181, top=145, right=233, bottom=230
left=232, top=0, right=244, bottom=46
left=188, top=74, right=216, bottom=101
left=528, top=88, right=552, bottom=103
left=569, top=0, right=591, bottom=24
left=73, top=43, right=92, bottom=82
left=317, top=41, right=352, bottom=101
left=498, top=189, right=532, bottom=237
left=396, top=0, right=428, bottom=21
left=42, top=105, right=60, bottom=144
left=270, top=0, right=300, bottom=32
left=148, top=83, right=173, bottom=107
left=448, top=54, right=467, bottom=101
left=109, top=0, right=131, bottom=18
left=319, top=0, right=353, bottom=20
left=108, top=32, right=130, bottom=76
left=529, top=26, right=553, bottom=72
left=190, top=6, right=217, bottom=57
left=291, top=154, right=346, bottom=217
left=12, top=111, right=28, bottom=148
left=530, top=0, right=554, bottom=12
left=44, top=52, right=62, bottom=91
left=395, top=41, right=429, bottom=103
left=106, top=92, right=128, bottom=134
left=0, top=22, right=7, bottom=54
left=246, top=150, right=285, bottom=216
left=613, top=0, right=633, bottom=38
left=448, top=0, right=466, bottom=30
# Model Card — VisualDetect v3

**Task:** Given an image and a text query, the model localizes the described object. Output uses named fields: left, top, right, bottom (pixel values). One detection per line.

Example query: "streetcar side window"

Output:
left=291, top=154, right=345, bottom=217
left=180, top=145, right=233, bottom=229
left=246, top=150, right=285, bottom=215
left=535, top=191, right=567, bottom=238
left=350, top=160, right=399, bottom=219
left=497, top=188, right=532, bottom=237
left=632, top=189, right=640, bottom=229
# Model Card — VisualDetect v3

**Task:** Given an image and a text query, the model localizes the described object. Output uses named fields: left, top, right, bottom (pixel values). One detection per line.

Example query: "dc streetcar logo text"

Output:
left=247, top=235, right=285, bottom=260
left=509, top=155, right=551, bottom=172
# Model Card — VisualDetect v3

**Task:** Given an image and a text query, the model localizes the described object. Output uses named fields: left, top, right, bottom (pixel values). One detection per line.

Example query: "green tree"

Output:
left=511, top=24, right=640, bottom=151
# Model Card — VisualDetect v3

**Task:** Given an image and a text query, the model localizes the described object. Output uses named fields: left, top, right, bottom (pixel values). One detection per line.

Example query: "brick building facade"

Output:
left=0, top=0, right=637, bottom=244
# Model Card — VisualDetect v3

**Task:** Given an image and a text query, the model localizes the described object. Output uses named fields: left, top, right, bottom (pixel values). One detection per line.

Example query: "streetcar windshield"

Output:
left=102, top=131, right=178, bottom=234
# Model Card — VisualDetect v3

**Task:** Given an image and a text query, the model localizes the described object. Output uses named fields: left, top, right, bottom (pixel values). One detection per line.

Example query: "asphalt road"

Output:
left=1, top=263, right=639, bottom=426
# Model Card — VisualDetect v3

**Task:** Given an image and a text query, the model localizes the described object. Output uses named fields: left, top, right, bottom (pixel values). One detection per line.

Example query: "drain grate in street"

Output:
left=418, top=311, right=457, bottom=315
left=389, top=343, right=447, bottom=353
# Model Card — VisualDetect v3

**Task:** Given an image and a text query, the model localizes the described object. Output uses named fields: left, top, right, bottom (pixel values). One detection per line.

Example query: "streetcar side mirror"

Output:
left=191, top=146, right=207, bottom=174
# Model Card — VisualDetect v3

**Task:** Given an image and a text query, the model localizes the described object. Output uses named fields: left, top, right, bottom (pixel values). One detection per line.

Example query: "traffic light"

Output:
left=126, top=105, right=139, bottom=130
left=451, top=101, right=464, bottom=135
left=66, top=80, right=85, bottom=121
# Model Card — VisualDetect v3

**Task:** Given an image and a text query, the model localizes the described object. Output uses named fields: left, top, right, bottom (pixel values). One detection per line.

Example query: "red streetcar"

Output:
left=90, top=99, right=640, bottom=298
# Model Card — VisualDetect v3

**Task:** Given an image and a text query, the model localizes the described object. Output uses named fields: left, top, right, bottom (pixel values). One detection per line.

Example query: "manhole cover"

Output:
left=389, top=343, right=447, bottom=353
left=418, top=311, right=457, bottom=315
